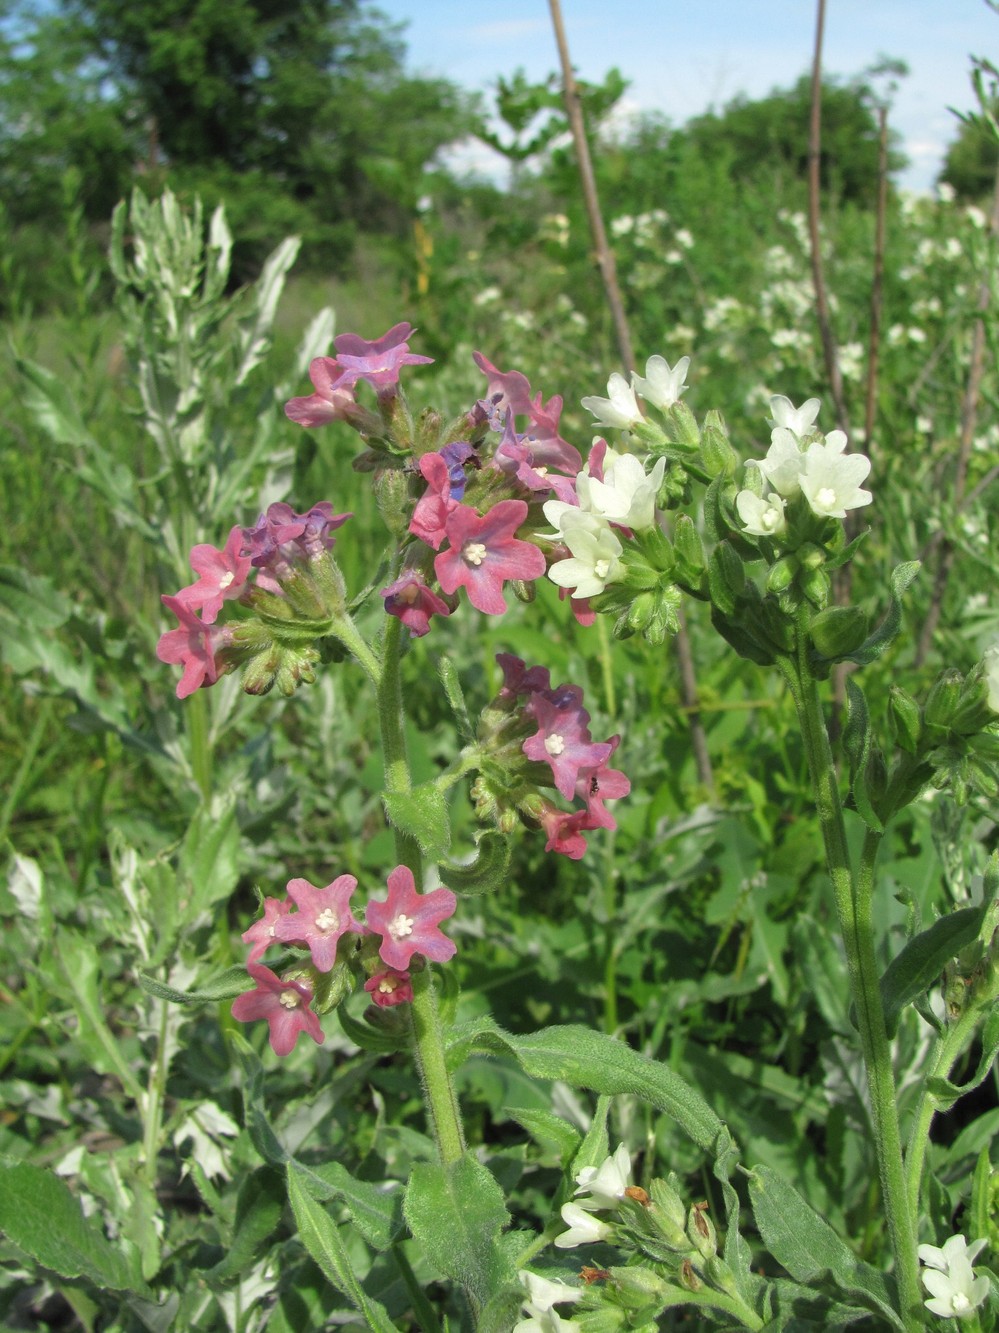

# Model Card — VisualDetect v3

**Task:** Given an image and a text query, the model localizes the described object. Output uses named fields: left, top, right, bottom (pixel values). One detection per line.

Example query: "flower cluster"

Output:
left=555, top=1143, right=634, bottom=1249
left=471, top=654, right=629, bottom=860
left=514, top=1271, right=582, bottom=1333
left=157, top=502, right=350, bottom=698
left=232, top=865, right=457, bottom=1055
left=736, top=394, right=872, bottom=538
left=284, top=321, right=433, bottom=427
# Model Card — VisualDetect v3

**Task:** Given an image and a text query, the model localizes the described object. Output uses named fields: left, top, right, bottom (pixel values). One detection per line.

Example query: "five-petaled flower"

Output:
left=273, top=874, right=363, bottom=972
left=918, top=1234, right=990, bottom=1319
left=231, top=964, right=324, bottom=1056
left=176, top=525, right=251, bottom=623
left=365, top=866, right=457, bottom=970
left=434, top=500, right=545, bottom=615
left=156, top=595, right=232, bottom=698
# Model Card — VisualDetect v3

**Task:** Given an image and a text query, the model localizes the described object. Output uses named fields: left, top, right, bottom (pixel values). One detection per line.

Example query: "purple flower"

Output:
left=231, top=964, right=324, bottom=1056
left=273, top=874, right=363, bottom=972
left=538, top=804, right=592, bottom=860
left=365, top=866, right=457, bottom=970
left=156, top=595, right=231, bottom=698
left=495, top=652, right=552, bottom=701
left=434, top=500, right=546, bottom=615
left=332, top=322, right=433, bottom=391
left=523, top=693, right=613, bottom=800
left=472, top=351, right=534, bottom=418
left=575, top=736, right=630, bottom=830
left=241, top=502, right=351, bottom=593
left=285, top=357, right=358, bottom=428
left=381, top=573, right=450, bottom=637
left=363, top=967, right=414, bottom=1007
left=438, top=441, right=478, bottom=500
left=523, top=392, right=583, bottom=474
left=176, top=525, right=251, bottom=624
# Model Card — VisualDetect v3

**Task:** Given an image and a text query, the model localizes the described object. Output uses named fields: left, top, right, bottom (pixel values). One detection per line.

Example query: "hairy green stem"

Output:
left=780, top=643, right=922, bottom=1328
left=186, top=687, right=212, bottom=800
left=377, top=613, right=465, bottom=1165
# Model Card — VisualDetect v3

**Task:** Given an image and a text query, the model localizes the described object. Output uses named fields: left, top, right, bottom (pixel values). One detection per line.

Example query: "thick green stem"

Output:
left=186, top=686, right=212, bottom=800
left=780, top=646, right=922, bottom=1328
left=377, top=614, right=465, bottom=1164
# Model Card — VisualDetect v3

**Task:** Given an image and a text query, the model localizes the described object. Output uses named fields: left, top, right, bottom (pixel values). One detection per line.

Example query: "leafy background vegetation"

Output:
left=0, top=0, right=997, bottom=1328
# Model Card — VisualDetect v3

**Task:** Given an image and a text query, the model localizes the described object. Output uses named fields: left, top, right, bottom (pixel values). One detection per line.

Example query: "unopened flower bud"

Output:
left=649, top=1178, right=688, bottom=1246
left=766, top=555, right=798, bottom=594
left=662, top=400, right=701, bottom=451
left=708, top=542, right=745, bottom=615
left=372, top=466, right=410, bottom=538
left=609, top=1264, right=672, bottom=1305
left=800, top=565, right=830, bottom=608
left=626, top=591, right=656, bottom=633
left=701, top=410, right=738, bottom=478
left=925, top=669, right=965, bottom=730
left=808, top=605, right=869, bottom=658
left=510, top=578, right=537, bottom=604
left=889, top=685, right=922, bottom=753
left=673, top=514, right=705, bottom=584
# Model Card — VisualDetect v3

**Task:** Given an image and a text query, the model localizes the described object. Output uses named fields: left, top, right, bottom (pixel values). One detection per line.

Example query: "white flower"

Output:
left=514, top=1311, right=581, bottom=1333
left=984, top=644, right=999, bottom=713
left=918, top=1234, right=989, bottom=1319
left=631, top=354, right=690, bottom=410
left=769, top=394, right=821, bottom=438
left=576, top=451, right=666, bottom=531
left=937, top=182, right=956, bottom=204
left=519, top=1271, right=582, bottom=1314
left=755, top=427, right=805, bottom=497
left=547, top=513, right=625, bottom=600
left=581, top=373, right=643, bottom=429
left=573, top=1143, right=633, bottom=1211
left=736, top=489, right=787, bottom=538
left=799, top=430, right=872, bottom=518
left=674, top=227, right=694, bottom=249
left=554, top=1202, right=612, bottom=1249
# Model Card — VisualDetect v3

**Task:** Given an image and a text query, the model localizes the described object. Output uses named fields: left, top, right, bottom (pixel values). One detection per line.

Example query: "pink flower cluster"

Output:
left=232, top=866, right=457, bottom=1055
left=496, top=654, right=630, bottom=859
left=285, top=323, right=434, bottom=426
left=157, top=502, right=349, bottom=698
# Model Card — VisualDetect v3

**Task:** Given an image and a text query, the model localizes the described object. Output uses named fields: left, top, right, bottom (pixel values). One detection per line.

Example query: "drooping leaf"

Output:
left=879, top=904, right=987, bottom=1036
left=205, top=1167, right=285, bottom=1284
left=138, top=965, right=251, bottom=1006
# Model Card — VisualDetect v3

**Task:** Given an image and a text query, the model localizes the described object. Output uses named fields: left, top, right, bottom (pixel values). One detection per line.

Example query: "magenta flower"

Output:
left=363, top=967, right=414, bottom=1007
left=242, top=896, right=296, bottom=964
left=381, top=573, right=450, bottom=637
left=231, top=964, right=324, bottom=1056
left=523, top=393, right=583, bottom=474
left=285, top=357, right=358, bottom=427
left=472, top=351, right=535, bottom=418
left=176, top=525, right=251, bottom=624
left=575, top=737, right=630, bottom=830
left=273, top=874, right=363, bottom=972
left=495, top=652, right=552, bottom=701
left=332, top=322, right=433, bottom=390
left=523, top=693, right=612, bottom=800
left=157, top=595, right=231, bottom=698
left=410, top=452, right=457, bottom=550
left=434, top=500, right=545, bottom=615
left=365, top=866, right=457, bottom=970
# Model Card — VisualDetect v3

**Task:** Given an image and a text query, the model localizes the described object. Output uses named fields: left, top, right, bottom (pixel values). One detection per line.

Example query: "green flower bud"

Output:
left=416, top=407, right=444, bottom=451
left=646, top=586, right=683, bottom=643
left=648, top=1178, right=688, bottom=1247
left=372, top=465, right=411, bottom=538
left=662, top=400, right=701, bottom=452
left=888, top=685, right=922, bottom=753
left=801, top=566, right=830, bottom=609
left=951, top=666, right=996, bottom=735
left=626, top=591, right=656, bottom=633
left=808, top=606, right=870, bottom=659
left=608, top=1264, right=672, bottom=1305
left=311, top=957, right=358, bottom=1014
left=708, top=542, right=745, bottom=615
left=766, top=555, right=798, bottom=594
left=673, top=514, right=705, bottom=586
left=701, top=409, right=738, bottom=478
left=925, top=669, right=965, bottom=730
left=798, top=542, right=826, bottom=572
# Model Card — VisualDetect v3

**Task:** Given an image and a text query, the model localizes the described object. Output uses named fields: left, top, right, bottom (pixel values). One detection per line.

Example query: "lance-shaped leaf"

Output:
left=879, top=903, right=988, bottom=1036
left=839, top=561, right=920, bottom=666
left=843, top=678, right=884, bottom=833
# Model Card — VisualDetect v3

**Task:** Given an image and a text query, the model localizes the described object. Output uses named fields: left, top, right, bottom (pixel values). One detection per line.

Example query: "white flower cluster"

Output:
left=545, top=447, right=666, bottom=599
left=918, top=1234, right=990, bottom=1319
left=554, top=1143, right=633, bottom=1250
left=736, top=394, right=872, bottom=538
left=984, top=644, right=999, bottom=714
left=581, top=354, right=690, bottom=429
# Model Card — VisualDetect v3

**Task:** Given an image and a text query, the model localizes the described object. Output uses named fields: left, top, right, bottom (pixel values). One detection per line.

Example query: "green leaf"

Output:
left=205, top=1168, right=285, bottom=1284
left=441, top=833, right=512, bottom=896
left=382, top=784, right=451, bottom=860
left=403, top=1152, right=513, bottom=1305
left=55, top=930, right=144, bottom=1103
left=138, top=965, right=251, bottom=1006
left=748, top=1164, right=903, bottom=1327
left=879, top=904, right=987, bottom=1037
left=179, top=793, right=241, bottom=916
left=446, top=1020, right=724, bottom=1155
left=840, top=561, right=920, bottom=666
left=438, top=655, right=475, bottom=743
left=287, top=1163, right=397, bottom=1333
left=232, top=1034, right=288, bottom=1165
left=925, top=1008, right=999, bottom=1110
left=294, top=1160, right=404, bottom=1251
left=504, top=1106, right=582, bottom=1163
left=0, top=1157, right=150, bottom=1295
left=843, top=679, right=884, bottom=833
left=336, top=1003, right=409, bottom=1054
left=969, top=1147, right=992, bottom=1245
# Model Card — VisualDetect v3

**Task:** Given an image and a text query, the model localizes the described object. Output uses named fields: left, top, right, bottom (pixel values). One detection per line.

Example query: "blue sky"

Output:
left=377, top=0, right=999, bottom=192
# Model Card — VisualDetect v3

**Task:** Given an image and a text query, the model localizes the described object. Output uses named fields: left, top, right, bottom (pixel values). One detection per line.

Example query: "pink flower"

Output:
left=176, top=525, right=251, bottom=624
left=365, top=866, right=457, bottom=970
left=231, top=964, right=324, bottom=1056
left=381, top=573, right=450, bottom=637
left=523, top=393, right=583, bottom=474
left=363, top=968, right=413, bottom=1007
left=538, top=804, right=593, bottom=860
left=242, top=896, right=296, bottom=964
left=472, top=351, right=535, bottom=418
left=523, top=693, right=613, bottom=800
left=575, top=736, right=630, bottom=830
left=156, top=595, right=231, bottom=698
left=410, top=452, right=457, bottom=550
left=332, top=322, right=433, bottom=390
left=273, top=874, right=363, bottom=972
left=434, top=500, right=545, bottom=615
left=285, top=357, right=358, bottom=427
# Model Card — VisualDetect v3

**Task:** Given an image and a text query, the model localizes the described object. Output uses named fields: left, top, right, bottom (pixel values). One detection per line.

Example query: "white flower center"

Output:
left=378, top=976, right=399, bottom=995
left=952, top=1293, right=970, bottom=1312
left=219, top=571, right=235, bottom=590
left=389, top=913, right=415, bottom=940
left=315, top=908, right=339, bottom=932
left=593, top=559, right=610, bottom=579
left=463, top=541, right=488, bottom=566
left=816, top=486, right=837, bottom=508
left=762, top=508, right=780, bottom=531
left=279, top=989, right=301, bottom=1009
left=545, top=733, right=566, bottom=756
